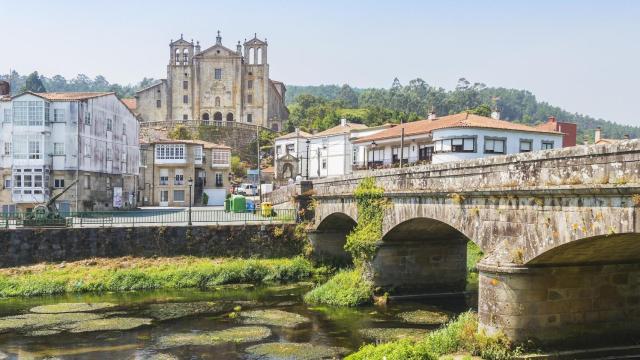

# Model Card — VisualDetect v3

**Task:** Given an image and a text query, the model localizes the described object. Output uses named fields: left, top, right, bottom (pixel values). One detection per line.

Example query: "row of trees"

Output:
left=0, top=71, right=157, bottom=99
left=286, top=78, right=640, bottom=141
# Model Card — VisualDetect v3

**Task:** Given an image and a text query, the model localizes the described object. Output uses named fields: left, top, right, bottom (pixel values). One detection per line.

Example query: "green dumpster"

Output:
left=231, top=195, right=247, bottom=213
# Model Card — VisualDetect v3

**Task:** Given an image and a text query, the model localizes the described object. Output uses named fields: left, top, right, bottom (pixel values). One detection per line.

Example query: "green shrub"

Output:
left=344, top=177, right=385, bottom=263
left=303, top=269, right=373, bottom=307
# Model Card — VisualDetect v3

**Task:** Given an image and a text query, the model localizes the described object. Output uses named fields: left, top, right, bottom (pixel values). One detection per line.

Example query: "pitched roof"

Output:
left=276, top=130, right=313, bottom=140
left=355, top=112, right=562, bottom=144
left=314, top=122, right=368, bottom=137
left=151, top=139, right=231, bottom=150
left=121, top=98, right=137, bottom=111
left=17, top=91, right=113, bottom=101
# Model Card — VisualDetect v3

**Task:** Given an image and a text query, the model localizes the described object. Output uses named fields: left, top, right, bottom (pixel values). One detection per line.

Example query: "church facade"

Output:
left=135, top=32, right=288, bottom=131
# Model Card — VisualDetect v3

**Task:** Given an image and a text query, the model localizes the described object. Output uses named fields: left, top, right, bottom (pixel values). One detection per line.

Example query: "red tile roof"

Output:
left=30, top=92, right=113, bottom=101
left=355, top=112, right=562, bottom=144
left=121, top=98, right=137, bottom=111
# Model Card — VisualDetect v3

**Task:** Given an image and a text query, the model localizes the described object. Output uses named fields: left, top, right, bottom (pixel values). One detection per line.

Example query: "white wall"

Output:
left=307, top=134, right=350, bottom=179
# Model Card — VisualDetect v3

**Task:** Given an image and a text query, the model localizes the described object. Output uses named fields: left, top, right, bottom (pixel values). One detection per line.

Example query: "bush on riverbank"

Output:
left=0, top=256, right=315, bottom=297
left=303, top=269, right=373, bottom=307
left=346, top=312, right=520, bottom=360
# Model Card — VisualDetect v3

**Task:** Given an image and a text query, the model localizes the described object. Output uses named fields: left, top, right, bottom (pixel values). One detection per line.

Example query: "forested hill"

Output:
left=285, top=79, right=640, bottom=141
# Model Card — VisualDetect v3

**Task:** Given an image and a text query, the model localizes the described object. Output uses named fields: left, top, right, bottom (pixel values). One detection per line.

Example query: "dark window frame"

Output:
left=483, top=136, right=507, bottom=154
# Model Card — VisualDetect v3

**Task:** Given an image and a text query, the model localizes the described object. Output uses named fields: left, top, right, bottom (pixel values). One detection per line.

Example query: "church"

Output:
left=135, top=32, right=288, bottom=131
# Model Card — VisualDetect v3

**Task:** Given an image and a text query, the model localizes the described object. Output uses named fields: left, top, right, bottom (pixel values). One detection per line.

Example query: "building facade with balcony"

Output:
left=354, top=112, right=565, bottom=168
left=139, top=139, right=231, bottom=207
left=0, top=91, right=140, bottom=212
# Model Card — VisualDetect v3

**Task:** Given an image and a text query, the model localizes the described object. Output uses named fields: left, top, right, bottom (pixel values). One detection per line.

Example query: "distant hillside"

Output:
left=286, top=79, right=640, bottom=142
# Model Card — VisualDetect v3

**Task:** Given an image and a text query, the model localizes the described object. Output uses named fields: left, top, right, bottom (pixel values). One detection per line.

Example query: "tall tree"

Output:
left=22, top=71, right=46, bottom=93
left=337, top=84, right=359, bottom=108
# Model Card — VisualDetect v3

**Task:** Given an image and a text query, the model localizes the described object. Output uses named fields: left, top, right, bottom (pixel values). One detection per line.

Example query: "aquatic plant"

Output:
left=30, top=302, right=116, bottom=314
left=238, top=309, right=310, bottom=328
left=245, top=342, right=350, bottom=360
left=303, top=269, right=373, bottom=307
left=397, top=310, right=450, bottom=325
left=359, top=328, right=431, bottom=343
left=142, top=301, right=226, bottom=321
left=67, top=317, right=152, bottom=333
left=157, top=326, right=271, bottom=348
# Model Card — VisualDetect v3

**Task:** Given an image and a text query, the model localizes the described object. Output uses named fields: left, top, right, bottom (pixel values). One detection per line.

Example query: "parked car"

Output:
left=236, top=183, right=258, bottom=196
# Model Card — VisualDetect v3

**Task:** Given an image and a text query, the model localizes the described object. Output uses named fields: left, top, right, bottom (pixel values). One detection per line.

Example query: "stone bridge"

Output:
left=309, top=140, right=640, bottom=344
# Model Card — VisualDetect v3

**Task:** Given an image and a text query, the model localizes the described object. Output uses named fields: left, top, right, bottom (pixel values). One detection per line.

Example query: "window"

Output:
left=214, top=68, right=222, bottom=80
left=183, top=95, right=189, bottom=104
left=155, top=144, right=186, bottom=160
left=106, top=118, right=113, bottom=132
left=434, top=137, right=476, bottom=153
left=248, top=80, right=253, bottom=89
left=84, top=111, right=91, bottom=125
left=159, top=169, right=169, bottom=185
left=3, top=142, right=10, bottom=156
left=53, top=109, right=65, bottom=122
left=215, top=173, right=223, bottom=187
left=13, top=101, right=44, bottom=126
left=3, top=177, right=10, bottom=189
left=156, top=99, right=161, bottom=108
left=173, top=190, right=185, bottom=202
left=392, top=147, right=409, bottom=163
left=160, top=190, right=169, bottom=203
left=194, top=146, right=203, bottom=163
left=247, top=114, right=252, bottom=123
left=183, top=80, right=188, bottom=90
left=215, top=97, right=220, bottom=107
left=418, top=145, right=434, bottom=162
left=28, top=140, right=41, bottom=159
left=286, top=144, right=295, bottom=154
left=84, top=143, right=91, bottom=158
left=54, top=178, right=65, bottom=188
left=53, top=143, right=65, bottom=156
left=3, top=109, right=11, bottom=123
left=212, top=150, right=230, bottom=166
left=352, top=146, right=358, bottom=164
left=106, top=177, right=111, bottom=189
left=322, top=158, right=327, bottom=169
left=484, top=138, right=506, bottom=154
left=183, top=114, right=188, bottom=120
left=122, top=123, right=126, bottom=135
left=541, top=141, right=554, bottom=150
left=106, top=148, right=113, bottom=161
left=84, top=174, right=91, bottom=189
left=174, top=169, right=184, bottom=185
left=519, top=139, right=533, bottom=153
left=247, top=95, right=253, bottom=104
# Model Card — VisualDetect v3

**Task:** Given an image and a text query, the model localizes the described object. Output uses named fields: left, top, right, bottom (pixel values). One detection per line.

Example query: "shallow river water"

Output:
left=0, top=283, right=476, bottom=359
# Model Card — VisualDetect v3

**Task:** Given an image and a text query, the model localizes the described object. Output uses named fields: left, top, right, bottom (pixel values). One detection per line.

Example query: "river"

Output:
left=0, top=284, right=476, bottom=359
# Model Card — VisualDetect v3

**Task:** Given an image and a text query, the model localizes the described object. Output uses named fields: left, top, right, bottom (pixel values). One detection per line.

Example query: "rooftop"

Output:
left=22, top=92, right=115, bottom=101
left=355, top=112, right=562, bottom=144
left=121, top=98, right=137, bottom=111
left=313, top=121, right=368, bottom=137
left=276, top=129, right=313, bottom=140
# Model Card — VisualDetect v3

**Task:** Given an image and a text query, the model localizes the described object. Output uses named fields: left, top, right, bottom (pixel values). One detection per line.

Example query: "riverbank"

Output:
left=0, top=256, right=316, bottom=297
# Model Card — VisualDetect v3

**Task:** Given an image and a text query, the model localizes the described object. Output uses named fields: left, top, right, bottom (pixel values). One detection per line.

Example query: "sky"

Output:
left=1, top=0, right=639, bottom=126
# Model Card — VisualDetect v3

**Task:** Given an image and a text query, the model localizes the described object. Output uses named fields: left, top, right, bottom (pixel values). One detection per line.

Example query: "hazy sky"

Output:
left=2, top=0, right=639, bottom=126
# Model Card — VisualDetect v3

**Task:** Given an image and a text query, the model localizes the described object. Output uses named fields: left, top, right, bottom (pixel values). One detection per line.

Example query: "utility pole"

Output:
left=399, top=117, right=404, bottom=168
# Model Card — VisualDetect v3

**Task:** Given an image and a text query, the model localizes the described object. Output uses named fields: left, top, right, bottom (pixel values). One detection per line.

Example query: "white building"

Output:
left=353, top=112, right=564, bottom=167
left=273, top=120, right=391, bottom=181
left=0, top=91, right=140, bottom=212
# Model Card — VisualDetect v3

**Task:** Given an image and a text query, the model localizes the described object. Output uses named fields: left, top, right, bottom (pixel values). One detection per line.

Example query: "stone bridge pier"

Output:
left=309, top=140, right=640, bottom=345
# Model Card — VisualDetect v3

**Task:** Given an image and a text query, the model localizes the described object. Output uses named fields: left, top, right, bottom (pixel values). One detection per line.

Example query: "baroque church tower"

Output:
left=135, top=31, right=288, bottom=131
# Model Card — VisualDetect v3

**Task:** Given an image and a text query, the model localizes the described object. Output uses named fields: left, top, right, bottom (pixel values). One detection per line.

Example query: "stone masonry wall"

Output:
left=0, top=224, right=302, bottom=268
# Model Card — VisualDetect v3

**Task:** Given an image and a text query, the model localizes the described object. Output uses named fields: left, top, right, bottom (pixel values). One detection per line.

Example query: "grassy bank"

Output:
left=303, top=269, right=373, bottom=307
left=346, top=312, right=520, bottom=360
left=0, top=256, right=315, bottom=297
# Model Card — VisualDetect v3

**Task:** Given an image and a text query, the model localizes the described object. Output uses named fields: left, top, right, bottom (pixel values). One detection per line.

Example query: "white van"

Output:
left=236, top=183, right=258, bottom=196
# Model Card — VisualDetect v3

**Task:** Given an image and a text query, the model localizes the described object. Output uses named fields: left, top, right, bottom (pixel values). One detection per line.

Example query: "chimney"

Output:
left=195, top=41, right=201, bottom=54
left=0, top=80, right=9, bottom=96
left=236, top=41, right=242, bottom=55
left=595, top=127, right=602, bottom=143
left=340, top=118, right=347, bottom=126
left=624, top=134, right=630, bottom=140
left=490, top=110, right=500, bottom=120
left=428, top=107, right=437, bottom=120
left=548, top=116, right=557, bottom=123
left=295, top=127, right=300, bottom=136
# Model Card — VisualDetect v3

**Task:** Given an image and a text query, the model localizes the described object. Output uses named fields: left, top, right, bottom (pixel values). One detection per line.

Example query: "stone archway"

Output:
left=308, top=212, right=357, bottom=264
left=202, top=112, right=210, bottom=125
left=213, top=112, right=223, bottom=121
left=226, top=113, right=234, bottom=122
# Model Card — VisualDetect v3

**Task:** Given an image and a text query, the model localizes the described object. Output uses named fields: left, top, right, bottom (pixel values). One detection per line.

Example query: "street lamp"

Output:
left=188, top=177, right=193, bottom=226
left=305, top=138, right=311, bottom=180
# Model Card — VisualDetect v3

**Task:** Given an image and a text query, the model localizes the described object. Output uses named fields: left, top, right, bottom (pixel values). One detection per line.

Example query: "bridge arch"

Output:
left=308, top=212, right=356, bottom=264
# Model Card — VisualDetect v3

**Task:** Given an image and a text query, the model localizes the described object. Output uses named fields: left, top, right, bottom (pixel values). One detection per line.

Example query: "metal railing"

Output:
left=1, top=208, right=298, bottom=229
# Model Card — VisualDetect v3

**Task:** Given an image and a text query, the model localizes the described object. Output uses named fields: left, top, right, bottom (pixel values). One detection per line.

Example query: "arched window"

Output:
left=215, top=96, right=220, bottom=107
left=271, top=123, right=279, bottom=131
left=248, top=48, right=255, bottom=65
left=202, top=113, right=210, bottom=125
left=183, top=48, right=189, bottom=63
left=213, top=112, right=223, bottom=121
left=226, top=113, right=234, bottom=122
left=175, top=49, right=181, bottom=65
left=257, top=48, right=262, bottom=65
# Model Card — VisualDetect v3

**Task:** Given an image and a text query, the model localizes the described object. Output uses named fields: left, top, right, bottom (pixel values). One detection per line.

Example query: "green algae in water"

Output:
left=66, top=317, right=153, bottom=333
left=30, top=302, right=117, bottom=314
left=359, top=327, right=431, bottom=342
left=245, top=342, right=350, bottom=360
left=157, top=326, right=271, bottom=348
left=142, top=301, right=226, bottom=321
left=0, top=312, right=104, bottom=334
left=239, top=309, right=310, bottom=328
left=397, top=309, right=450, bottom=325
